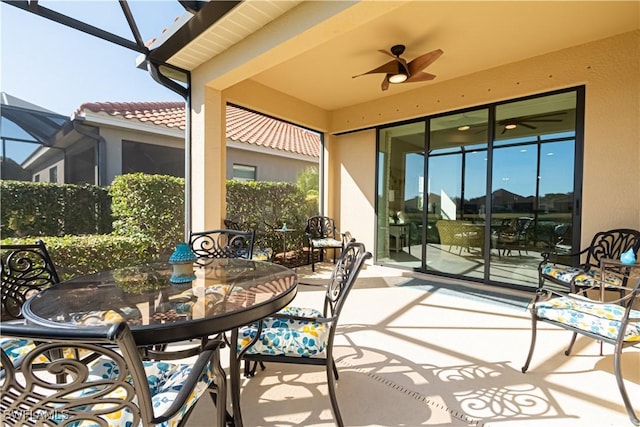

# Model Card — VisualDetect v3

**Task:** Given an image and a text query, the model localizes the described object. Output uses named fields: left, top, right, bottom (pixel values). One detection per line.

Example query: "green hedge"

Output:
left=226, top=180, right=312, bottom=251
left=2, top=174, right=315, bottom=279
left=0, top=235, right=155, bottom=281
left=110, top=173, right=184, bottom=255
left=0, top=180, right=111, bottom=237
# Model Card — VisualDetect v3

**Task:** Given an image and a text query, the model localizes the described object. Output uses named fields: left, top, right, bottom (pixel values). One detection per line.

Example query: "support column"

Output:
left=190, top=86, right=226, bottom=232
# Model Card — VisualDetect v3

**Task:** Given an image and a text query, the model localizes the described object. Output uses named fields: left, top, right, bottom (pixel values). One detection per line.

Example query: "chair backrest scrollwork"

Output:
left=189, top=229, right=256, bottom=263
left=305, top=216, right=338, bottom=240
left=585, top=229, right=640, bottom=268
left=323, top=240, right=371, bottom=319
left=1, top=240, right=60, bottom=321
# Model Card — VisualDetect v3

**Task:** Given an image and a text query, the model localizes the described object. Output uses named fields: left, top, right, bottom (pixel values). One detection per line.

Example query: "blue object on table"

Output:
left=282, top=222, right=287, bottom=231
left=169, top=243, right=197, bottom=283
left=620, top=248, right=636, bottom=265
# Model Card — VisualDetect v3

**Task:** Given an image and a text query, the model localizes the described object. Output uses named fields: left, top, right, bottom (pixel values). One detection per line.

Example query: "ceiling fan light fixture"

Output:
left=388, top=72, right=408, bottom=84
left=457, top=125, right=471, bottom=131
left=505, top=123, right=517, bottom=130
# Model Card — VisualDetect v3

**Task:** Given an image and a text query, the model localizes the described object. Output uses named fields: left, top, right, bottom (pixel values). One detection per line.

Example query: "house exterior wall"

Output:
left=96, top=125, right=183, bottom=184
left=200, top=31, right=638, bottom=253
left=226, top=146, right=316, bottom=182
left=330, top=30, right=639, bottom=250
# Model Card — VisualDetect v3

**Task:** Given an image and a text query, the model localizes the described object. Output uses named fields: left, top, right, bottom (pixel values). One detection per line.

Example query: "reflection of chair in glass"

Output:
left=1, top=321, right=224, bottom=426
left=521, top=276, right=640, bottom=425
left=494, top=217, right=534, bottom=257
left=190, top=229, right=256, bottom=264
left=305, top=216, right=344, bottom=272
left=538, top=228, right=640, bottom=295
left=238, top=241, right=372, bottom=427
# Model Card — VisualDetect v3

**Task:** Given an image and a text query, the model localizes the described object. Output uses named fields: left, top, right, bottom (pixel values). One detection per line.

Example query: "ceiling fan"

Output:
left=353, top=44, right=443, bottom=91
left=498, top=112, right=566, bottom=134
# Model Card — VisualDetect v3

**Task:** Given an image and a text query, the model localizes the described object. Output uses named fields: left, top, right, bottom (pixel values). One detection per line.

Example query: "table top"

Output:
left=23, top=259, right=298, bottom=346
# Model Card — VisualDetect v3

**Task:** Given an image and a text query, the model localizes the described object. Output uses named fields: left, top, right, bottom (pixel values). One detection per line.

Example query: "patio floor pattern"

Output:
left=187, top=262, right=640, bottom=427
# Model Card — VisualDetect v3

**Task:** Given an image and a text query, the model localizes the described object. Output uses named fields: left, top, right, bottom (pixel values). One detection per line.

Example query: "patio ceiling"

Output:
left=154, top=1, right=639, bottom=112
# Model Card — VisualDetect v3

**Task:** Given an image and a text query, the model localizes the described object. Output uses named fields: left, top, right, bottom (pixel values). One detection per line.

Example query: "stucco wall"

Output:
left=331, top=30, right=640, bottom=248
left=97, top=126, right=183, bottom=184
left=226, top=146, right=316, bottom=182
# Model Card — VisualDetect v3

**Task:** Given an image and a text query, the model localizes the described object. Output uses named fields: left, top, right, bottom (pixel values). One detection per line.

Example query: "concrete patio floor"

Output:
left=187, top=262, right=640, bottom=427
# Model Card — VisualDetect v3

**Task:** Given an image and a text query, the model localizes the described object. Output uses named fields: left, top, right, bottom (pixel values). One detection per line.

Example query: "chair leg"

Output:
left=614, top=342, right=640, bottom=425
left=564, top=332, right=578, bottom=356
left=521, top=314, right=539, bottom=373
left=326, top=360, right=344, bottom=427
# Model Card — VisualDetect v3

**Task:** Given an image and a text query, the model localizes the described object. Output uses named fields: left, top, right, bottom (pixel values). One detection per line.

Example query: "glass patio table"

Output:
left=22, top=258, right=298, bottom=427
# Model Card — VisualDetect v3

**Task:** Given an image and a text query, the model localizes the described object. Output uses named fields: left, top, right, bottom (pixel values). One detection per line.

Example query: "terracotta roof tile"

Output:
left=76, top=101, right=320, bottom=158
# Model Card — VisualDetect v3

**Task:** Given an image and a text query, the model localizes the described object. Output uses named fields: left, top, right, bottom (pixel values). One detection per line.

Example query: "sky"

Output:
left=1, top=1, right=186, bottom=116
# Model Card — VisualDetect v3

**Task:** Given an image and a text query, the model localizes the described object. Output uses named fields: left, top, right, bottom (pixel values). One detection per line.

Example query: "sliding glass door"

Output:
left=376, top=88, right=581, bottom=289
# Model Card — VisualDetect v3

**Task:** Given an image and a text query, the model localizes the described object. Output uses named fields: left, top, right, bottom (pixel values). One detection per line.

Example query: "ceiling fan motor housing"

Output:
left=390, top=44, right=406, bottom=57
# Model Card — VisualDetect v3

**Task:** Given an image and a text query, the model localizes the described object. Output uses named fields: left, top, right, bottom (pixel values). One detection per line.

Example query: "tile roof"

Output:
left=77, top=101, right=320, bottom=158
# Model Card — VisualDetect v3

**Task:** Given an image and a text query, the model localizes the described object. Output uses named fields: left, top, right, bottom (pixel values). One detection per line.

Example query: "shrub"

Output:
left=0, top=180, right=110, bottom=237
left=0, top=234, right=155, bottom=281
left=110, top=173, right=184, bottom=255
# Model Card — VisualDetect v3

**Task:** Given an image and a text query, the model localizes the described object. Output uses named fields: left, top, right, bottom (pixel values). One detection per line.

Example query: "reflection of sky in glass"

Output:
left=1, top=119, right=41, bottom=164
left=404, top=153, right=424, bottom=200
left=417, top=139, right=574, bottom=202
left=539, top=140, right=574, bottom=195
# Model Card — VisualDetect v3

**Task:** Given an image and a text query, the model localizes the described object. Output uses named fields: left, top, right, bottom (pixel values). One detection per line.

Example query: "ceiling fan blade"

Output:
left=408, top=49, right=443, bottom=75
left=352, top=60, right=398, bottom=78
left=501, top=127, right=508, bottom=135
left=520, top=123, right=536, bottom=129
left=521, top=118, right=563, bottom=123
left=381, top=75, right=390, bottom=91
left=406, top=71, right=436, bottom=83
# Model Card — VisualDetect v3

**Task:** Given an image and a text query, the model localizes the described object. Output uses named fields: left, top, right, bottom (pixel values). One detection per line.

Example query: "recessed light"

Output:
left=457, top=125, right=470, bottom=131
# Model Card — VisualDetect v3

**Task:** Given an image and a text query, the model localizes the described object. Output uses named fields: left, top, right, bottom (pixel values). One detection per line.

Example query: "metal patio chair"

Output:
left=238, top=240, right=372, bottom=427
left=1, top=321, right=224, bottom=427
left=189, top=228, right=256, bottom=264
left=305, top=215, right=345, bottom=272
left=521, top=276, right=640, bottom=425
left=1, top=240, right=63, bottom=363
left=538, top=228, right=640, bottom=296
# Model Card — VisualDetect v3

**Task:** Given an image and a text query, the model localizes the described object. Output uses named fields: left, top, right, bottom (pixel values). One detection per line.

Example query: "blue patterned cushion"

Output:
left=535, top=297, right=640, bottom=342
left=0, top=337, right=84, bottom=363
left=311, top=238, right=342, bottom=248
left=1, top=337, right=49, bottom=363
left=541, top=264, right=623, bottom=288
left=82, top=357, right=215, bottom=427
left=238, top=306, right=329, bottom=357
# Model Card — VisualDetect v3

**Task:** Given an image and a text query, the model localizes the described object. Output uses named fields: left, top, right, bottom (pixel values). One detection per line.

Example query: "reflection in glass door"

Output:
left=488, top=92, right=577, bottom=287
left=376, top=122, right=425, bottom=268
left=426, top=110, right=488, bottom=280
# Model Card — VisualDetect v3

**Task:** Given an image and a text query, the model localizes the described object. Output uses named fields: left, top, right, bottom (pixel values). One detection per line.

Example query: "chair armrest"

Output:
left=153, top=337, right=225, bottom=423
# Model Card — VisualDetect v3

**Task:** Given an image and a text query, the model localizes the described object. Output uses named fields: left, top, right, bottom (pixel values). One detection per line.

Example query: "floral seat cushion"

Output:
left=541, top=264, right=624, bottom=288
left=0, top=337, right=87, bottom=363
left=535, top=297, right=640, bottom=342
left=311, top=238, right=343, bottom=248
left=238, top=306, right=329, bottom=357
left=78, top=357, right=216, bottom=427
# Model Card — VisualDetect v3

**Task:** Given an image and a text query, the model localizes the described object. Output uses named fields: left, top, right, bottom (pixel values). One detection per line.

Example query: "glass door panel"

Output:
left=376, top=122, right=425, bottom=268
left=426, top=110, right=488, bottom=280
left=489, top=92, right=577, bottom=288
